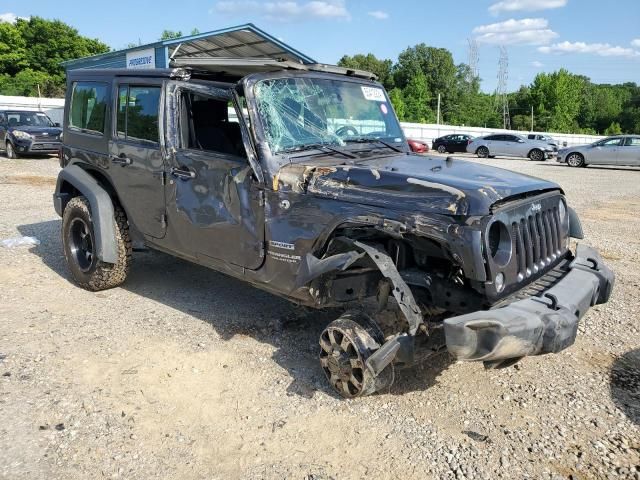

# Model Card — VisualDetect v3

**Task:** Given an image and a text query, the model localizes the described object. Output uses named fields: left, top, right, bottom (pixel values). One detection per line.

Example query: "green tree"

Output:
left=338, top=53, right=394, bottom=90
left=15, top=17, right=109, bottom=76
left=402, top=71, right=434, bottom=123
left=393, top=43, right=457, bottom=113
left=530, top=69, right=586, bottom=132
left=604, top=121, right=622, bottom=135
left=0, top=22, right=27, bottom=76
left=0, top=17, right=108, bottom=97
left=388, top=88, right=406, bottom=121
left=160, top=30, right=183, bottom=40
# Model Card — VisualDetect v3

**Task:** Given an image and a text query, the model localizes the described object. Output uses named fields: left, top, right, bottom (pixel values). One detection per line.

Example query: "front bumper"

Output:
left=443, top=244, right=614, bottom=364
left=12, top=138, right=61, bottom=154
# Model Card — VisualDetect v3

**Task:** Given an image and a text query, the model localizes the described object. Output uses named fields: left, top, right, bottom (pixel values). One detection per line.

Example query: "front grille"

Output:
left=511, top=207, right=564, bottom=282
left=484, top=191, right=569, bottom=299
left=34, top=134, right=57, bottom=141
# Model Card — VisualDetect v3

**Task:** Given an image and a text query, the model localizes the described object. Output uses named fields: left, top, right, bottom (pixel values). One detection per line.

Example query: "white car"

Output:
left=467, top=133, right=556, bottom=161
left=557, top=135, right=640, bottom=167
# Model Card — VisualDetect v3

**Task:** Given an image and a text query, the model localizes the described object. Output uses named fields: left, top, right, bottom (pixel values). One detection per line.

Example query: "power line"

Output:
left=467, top=38, right=479, bottom=81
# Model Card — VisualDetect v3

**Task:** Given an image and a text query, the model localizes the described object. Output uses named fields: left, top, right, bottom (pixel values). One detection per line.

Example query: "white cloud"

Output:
left=632, top=38, right=640, bottom=48
left=531, top=60, right=544, bottom=68
left=368, top=10, right=389, bottom=20
left=489, top=0, right=567, bottom=15
left=213, top=1, right=350, bottom=21
left=539, top=41, right=640, bottom=57
left=473, top=18, right=558, bottom=45
left=0, top=12, right=28, bottom=23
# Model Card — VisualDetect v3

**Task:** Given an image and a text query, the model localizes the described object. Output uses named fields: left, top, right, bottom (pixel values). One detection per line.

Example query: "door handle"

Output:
left=171, top=167, right=196, bottom=180
left=111, top=156, right=132, bottom=166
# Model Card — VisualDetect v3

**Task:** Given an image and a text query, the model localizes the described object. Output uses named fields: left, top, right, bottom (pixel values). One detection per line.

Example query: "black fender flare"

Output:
left=53, top=165, right=119, bottom=264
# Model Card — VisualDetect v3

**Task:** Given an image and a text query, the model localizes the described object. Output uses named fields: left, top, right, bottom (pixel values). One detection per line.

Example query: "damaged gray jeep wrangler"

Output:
left=54, top=59, right=614, bottom=398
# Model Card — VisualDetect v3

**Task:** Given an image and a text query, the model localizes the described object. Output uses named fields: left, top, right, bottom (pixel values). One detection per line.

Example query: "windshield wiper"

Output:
left=344, top=137, right=404, bottom=153
left=282, top=143, right=357, bottom=159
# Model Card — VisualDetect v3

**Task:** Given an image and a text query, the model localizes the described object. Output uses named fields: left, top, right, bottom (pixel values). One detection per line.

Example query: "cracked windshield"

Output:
left=254, top=77, right=404, bottom=154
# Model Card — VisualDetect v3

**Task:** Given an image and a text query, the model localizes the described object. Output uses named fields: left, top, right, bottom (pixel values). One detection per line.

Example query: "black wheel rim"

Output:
left=479, top=148, right=488, bottom=157
left=438, top=146, right=446, bottom=153
left=69, top=217, right=95, bottom=272
left=532, top=150, right=542, bottom=161
left=319, top=327, right=366, bottom=398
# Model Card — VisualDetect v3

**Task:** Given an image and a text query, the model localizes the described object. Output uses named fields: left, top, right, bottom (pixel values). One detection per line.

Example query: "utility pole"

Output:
left=436, top=93, right=441, bottom=125
left=531, top=105, right=534, bottom=131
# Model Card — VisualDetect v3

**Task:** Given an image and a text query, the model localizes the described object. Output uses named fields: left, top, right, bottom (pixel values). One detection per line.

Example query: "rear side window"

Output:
left=69, top=82, right=108, bottom=134
left=117, top=85, right=161, bottom=144
left=485, top=135, right=499, bottom=141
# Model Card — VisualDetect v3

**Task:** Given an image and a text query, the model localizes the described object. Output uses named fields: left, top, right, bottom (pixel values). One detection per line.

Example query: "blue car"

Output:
left=0, top=110, right=62, bottom=158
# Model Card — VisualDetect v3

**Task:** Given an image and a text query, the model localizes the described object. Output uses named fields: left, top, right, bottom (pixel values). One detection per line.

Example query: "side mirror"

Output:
left=54, top=122, right=61, bottom=127
left=518, top=139, right=525, bottom=143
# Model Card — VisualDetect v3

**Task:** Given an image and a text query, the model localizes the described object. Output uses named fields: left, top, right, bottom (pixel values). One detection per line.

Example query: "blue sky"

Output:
left=2, top=0, right=639, bottom=92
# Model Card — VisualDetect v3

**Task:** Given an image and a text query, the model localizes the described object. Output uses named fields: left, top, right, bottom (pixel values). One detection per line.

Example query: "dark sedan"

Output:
left=432, top=134, right=474, bottom=154
left=0, top=110, right=62, bottom=158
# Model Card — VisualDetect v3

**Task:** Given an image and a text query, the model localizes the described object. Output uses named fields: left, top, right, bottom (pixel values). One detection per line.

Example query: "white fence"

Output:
left=401, top=122, right=605, bottom=148
left=0, top=95, right=605, bottom=148
left=0, top=95, right=65, bottom=124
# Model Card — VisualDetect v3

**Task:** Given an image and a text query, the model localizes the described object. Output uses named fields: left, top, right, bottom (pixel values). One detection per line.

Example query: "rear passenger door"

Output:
left=108, top=80, right=166, bottom=239
left=617, top=137, right=640, bottom=166
left=0, top=113, right=7, bottom=147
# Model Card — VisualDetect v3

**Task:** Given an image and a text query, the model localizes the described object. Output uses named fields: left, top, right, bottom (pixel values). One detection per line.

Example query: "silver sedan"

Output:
left=557, top=135, right=640, bottom=167
left=466, top=133, right=556, bottom=161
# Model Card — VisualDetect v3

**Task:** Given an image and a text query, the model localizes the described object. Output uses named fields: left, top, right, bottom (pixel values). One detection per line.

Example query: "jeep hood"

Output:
left=275, top=154, right=560, bottom=216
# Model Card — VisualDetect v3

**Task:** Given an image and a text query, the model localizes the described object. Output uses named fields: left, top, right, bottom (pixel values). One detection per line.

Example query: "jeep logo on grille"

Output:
left=530, top=203, right=542, bottom=213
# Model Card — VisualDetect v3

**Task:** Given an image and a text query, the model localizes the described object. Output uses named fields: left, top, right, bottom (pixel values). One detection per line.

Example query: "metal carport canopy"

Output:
left=165, top=24, right=315, bottom=65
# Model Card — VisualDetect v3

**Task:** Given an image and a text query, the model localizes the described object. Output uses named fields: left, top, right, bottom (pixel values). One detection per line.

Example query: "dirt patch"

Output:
left=583, top=198, right=640, bottom=223
left=0, top=174, right=56, bottom=187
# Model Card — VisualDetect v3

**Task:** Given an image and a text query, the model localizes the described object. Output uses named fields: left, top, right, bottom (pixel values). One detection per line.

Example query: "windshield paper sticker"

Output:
left=361, top=86, right=386, bottom=102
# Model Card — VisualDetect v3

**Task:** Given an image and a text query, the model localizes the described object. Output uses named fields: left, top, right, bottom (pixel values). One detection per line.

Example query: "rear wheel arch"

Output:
left=55, top=165, right=122, bottom=264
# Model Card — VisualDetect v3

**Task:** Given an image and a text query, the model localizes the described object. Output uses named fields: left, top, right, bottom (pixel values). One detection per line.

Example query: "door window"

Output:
left=179, top=91, right=246, bottom=158
left=68, top=82, right=108, bottom=135
left=596, top=138, right=622, bottom=147
left=485, top=135, right=499, bottom=141
left=116, top=85, right=161, bottom=144
left=623, top=137, right=640, bottom=146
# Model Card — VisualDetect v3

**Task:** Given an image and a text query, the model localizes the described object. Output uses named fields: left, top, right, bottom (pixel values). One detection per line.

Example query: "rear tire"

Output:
left=62, top=196, right=131, bottom=291
left=437, top=145, right=447, bottom=154
left=476, top=146, right=489, bottom=158
left=528, top=148, right=544, bottom=161
left=567, top=153, right=585, bottom=168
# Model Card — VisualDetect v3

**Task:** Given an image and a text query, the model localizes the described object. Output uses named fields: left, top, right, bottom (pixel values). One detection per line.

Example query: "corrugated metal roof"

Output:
left=62, top=23, right=315, bottom=69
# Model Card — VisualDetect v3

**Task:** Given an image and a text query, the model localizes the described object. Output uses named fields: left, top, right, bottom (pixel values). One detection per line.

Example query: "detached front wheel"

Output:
left=62, top=196, right=131, bottom=291
left=319, top=312, right=391, bottom=398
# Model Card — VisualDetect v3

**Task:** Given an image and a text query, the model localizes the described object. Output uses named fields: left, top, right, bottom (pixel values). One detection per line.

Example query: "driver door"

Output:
left=164, top=83, right=265, bottom=270
left=590, top=138, right=621, bottom=165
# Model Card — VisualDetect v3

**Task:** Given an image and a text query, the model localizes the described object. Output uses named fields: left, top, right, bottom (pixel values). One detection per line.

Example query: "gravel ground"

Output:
left=0, top=154, right=638, bottom=480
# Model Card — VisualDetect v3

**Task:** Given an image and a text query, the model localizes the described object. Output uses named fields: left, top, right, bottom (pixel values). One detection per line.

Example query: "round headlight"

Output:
left=558, top=199, right=568, bottom=227
left=488, top=221, right=512, bottom=267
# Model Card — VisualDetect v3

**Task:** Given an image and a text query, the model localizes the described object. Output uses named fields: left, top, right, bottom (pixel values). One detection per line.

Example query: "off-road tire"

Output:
left=5, top=142, right=17, bottom=159
left=319, top=311, right=392, bottom=398
left=437, top=145, right=447, bottom=154
left=567, top=152, right=585, bottom=168
left=476, top=146, right=489, bottom=158
left=528, top=148, right=544, bottom=161
left=62, top=196, right=131, bottom=291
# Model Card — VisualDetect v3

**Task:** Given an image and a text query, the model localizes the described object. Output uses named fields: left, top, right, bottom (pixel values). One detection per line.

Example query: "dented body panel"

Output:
left=55, top=67, right=614, bottom=383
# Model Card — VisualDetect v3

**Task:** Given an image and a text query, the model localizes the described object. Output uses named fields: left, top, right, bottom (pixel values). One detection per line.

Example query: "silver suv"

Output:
left=467, top=133, right=556, bottom=161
